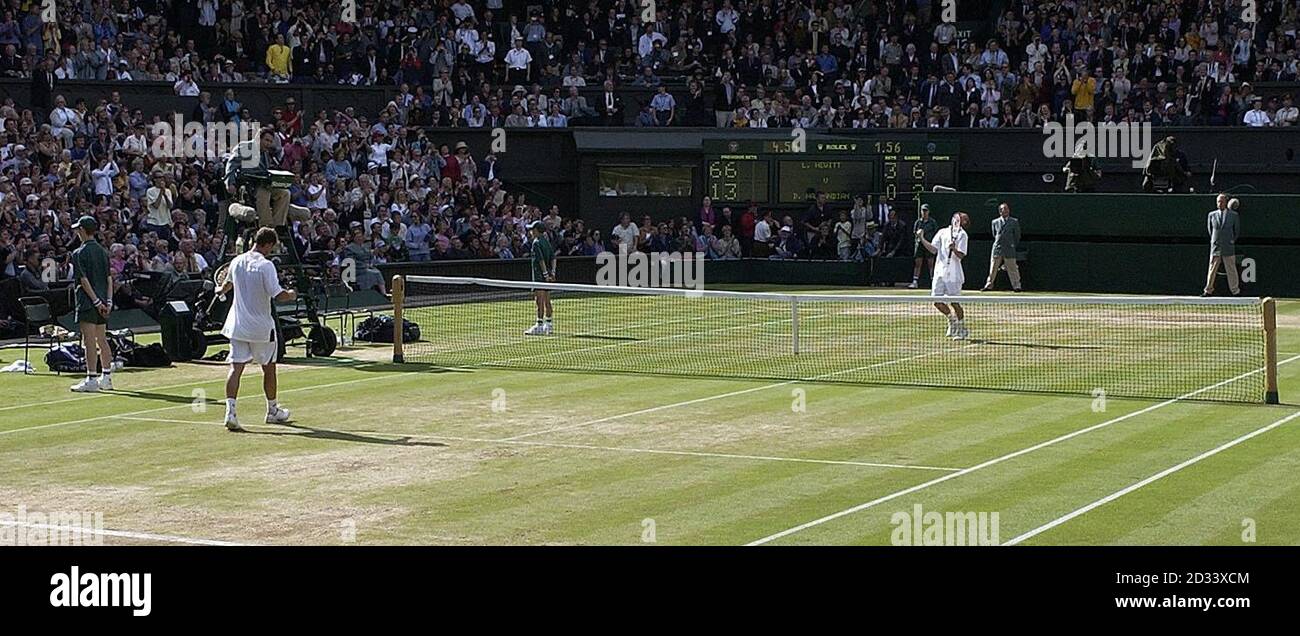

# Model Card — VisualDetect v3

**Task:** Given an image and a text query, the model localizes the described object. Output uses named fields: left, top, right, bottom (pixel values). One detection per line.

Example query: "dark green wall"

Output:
left=919, top=192, right=1300, bottom=240
left=919, top=192, right=1300, bottom=296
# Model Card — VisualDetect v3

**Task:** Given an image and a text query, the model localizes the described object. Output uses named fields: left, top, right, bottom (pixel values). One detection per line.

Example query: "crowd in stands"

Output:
left=602, top=192, right=913, bottom=262
left=2, top=0, right=1296, bottom=128
left=0, top=80, right=559, bottom=308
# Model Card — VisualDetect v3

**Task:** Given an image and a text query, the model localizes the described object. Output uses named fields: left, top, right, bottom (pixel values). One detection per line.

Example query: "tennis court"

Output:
left=2, top=286, right=1299, bottom=546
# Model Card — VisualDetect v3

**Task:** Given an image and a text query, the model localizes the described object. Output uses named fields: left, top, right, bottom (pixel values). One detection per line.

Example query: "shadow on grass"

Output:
left=236, top=422, right=447, bottom=447
left=969, top=339, right=1104, bottom=351
left=106, top=389, right=220, bottom=406
left=342, top=362, right=475, bottom=374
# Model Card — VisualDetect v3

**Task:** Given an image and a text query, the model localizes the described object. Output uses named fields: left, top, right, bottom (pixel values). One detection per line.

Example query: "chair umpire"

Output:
left=223, top=127, right=291, bottom=227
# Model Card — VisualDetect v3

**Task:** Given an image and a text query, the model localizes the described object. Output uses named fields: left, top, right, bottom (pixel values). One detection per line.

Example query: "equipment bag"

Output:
left=107, top=330, right=135, bottom=358
left=354, top=315, right=421, bottom=343
left=125, top=343, right=172, bottom=368
left=45, top=344, right=86, bottom=373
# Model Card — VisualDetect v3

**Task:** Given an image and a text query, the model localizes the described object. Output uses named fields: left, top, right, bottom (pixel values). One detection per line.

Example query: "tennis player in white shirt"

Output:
left=218, top=227, right=297, bottom=431
left=917, top=211, right=970, bottom=340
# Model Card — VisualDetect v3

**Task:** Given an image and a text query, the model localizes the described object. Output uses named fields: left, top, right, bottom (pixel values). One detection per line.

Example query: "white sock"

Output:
left=544, top=317, right=552, bottom=324
left=267, top=398, right=278, bottom=413
left=225, top=398, right=237, bottom=417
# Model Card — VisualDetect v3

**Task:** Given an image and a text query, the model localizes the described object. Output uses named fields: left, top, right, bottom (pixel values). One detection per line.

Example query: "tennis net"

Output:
left=393, top=275, right=1278, bottom=404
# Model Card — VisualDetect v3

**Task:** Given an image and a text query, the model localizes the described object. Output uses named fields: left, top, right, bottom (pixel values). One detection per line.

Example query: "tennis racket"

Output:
left=206, top=262, right=232, bottom=315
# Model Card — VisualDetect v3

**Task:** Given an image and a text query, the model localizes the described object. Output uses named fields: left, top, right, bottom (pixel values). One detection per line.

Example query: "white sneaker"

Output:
left=225, top=414, right=243, bottom=432
left=907, top=281, right=918, bottom=289
left=944, top=320, right=957, bottom=338
left=97, top=375, right=113, bottom=391
left=70, top=377, right=100, bottom=393
left=542, top=322, right=553, bottom=335
left=524, top=324, right=545, bottom=336
left=266, top=405, right=291, bottom=424
left=952, top=323, right=969, bottom=340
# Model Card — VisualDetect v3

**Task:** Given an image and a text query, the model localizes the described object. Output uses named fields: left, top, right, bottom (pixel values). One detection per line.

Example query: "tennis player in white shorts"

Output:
left=218, top=227, right=297, bottom=431
left=917, top=212, right=970, bottom=340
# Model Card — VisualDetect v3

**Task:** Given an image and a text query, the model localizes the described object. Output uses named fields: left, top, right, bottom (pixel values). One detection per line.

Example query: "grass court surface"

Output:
left=2, top=288, right=1298, bottom=546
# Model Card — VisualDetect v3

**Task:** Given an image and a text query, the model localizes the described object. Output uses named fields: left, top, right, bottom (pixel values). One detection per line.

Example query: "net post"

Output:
left=1264, top=297, right=1279, bottom=404
left=791, top=298, right=800, bottom=355
left=392, top=275, right=405, bottom=364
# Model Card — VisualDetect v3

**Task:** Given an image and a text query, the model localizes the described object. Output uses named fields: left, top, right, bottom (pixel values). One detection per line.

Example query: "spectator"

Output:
left=650, top=85, right=676, bottom=126
left=634, top=103, right=658, bottom=127
left=1243, top=98, right=1272, bottom=127
left=715, top=225, right=741, bottom=260
left=611, top=213, right=638, bottom=251
left=174, top=72, right=200, bottom=97
left=1278, top=95, right=1299, bottom=127
left=772, top=224, right=802, bottom=260
left=880, top=210, right=908, bottom=257
left=835, top=211, right=854, bottom=261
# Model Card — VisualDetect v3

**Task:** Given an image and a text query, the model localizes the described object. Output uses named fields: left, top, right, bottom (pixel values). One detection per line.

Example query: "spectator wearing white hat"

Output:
left=772, top=224, right=803, bottom=260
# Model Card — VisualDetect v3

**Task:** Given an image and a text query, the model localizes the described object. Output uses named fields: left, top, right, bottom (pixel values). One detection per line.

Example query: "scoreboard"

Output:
left=777, top=159, right=876, bottom=203
left=705, top=159, right=769, bottom=203
left=703, top=138, right=958, bottom=208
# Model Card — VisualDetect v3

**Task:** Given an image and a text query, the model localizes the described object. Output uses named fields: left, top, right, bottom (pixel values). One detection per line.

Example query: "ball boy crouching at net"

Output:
left=916, top=212, right=970, bottom=340
left=218, top=227, right=297, bottom=431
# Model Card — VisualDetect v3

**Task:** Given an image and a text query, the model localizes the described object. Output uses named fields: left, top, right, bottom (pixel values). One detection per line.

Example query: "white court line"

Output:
left=1, top=331, right=945, bottom=440
left=436, top=305, right=774, bottom=359
left=745, top=353, right=1300, bottom=546
left=116, top=416, right=225, bottom=425
left=500, top=342, right=980, bottom=441
left=0, top=356, right=372, bottom=413
left=1002, top=409, right=1300, bottom=546
left=482, top=304, right=841, bottom=369
left=0, top=369, right=423, bottom=437
left=0, top=520, right=248, bottom=546
left=481, top=438, right=962, bottom=472
left=114, top=415, right=960, bottom=472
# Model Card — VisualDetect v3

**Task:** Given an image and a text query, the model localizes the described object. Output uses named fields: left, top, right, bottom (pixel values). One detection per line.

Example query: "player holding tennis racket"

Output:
left=219, top=227, right=297, bottom=431
left=917, top=211, right=970, bottom=340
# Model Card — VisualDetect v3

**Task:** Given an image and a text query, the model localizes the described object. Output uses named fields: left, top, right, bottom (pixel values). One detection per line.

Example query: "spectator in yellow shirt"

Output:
left=266, top=34, right=292, bottom=80
left=1072, top=68, right=1096, bottom=113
